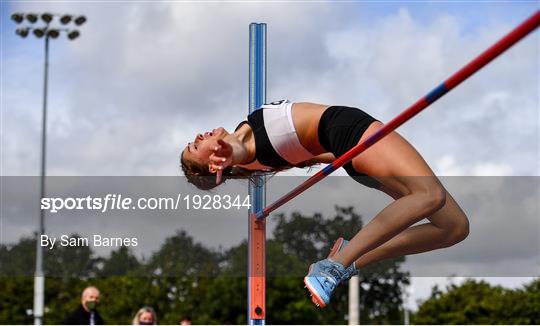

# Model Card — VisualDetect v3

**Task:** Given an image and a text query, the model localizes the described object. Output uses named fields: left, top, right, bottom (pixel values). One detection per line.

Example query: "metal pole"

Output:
left=255, top=10, right=540, bottom=220
left=404, top=308, right=410, bottom=325
left=34, top=34, right=49, bottom=326
left=248, top=23, right=267, bottom=325
left=403, top=287, right=409, bottom=325
left=348, top=275, right=359, bottom=325
left=403, top=283, right=411, bottom=325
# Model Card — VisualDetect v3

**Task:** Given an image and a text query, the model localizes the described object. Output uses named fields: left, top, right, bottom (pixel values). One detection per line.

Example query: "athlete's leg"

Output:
left=331, top=122, right=469, bottom=267
left=353, top=189, right=468, bottom=269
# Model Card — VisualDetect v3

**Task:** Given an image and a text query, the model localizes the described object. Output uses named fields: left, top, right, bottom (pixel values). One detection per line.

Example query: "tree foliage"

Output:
left=0, top=206, right=411, bottom=324
left=414, top=278, right=540, bottom=325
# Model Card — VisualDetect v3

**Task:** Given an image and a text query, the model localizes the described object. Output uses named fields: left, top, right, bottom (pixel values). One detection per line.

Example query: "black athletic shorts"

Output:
left=318, top=106, right=381, bottom=189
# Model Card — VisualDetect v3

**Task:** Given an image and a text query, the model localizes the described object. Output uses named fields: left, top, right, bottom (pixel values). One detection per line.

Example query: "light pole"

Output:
left=348, top=275, right=359, bottom=325
left=11, top=12, right=86, bottom=325
left=402, top=282, right=413, bottom=325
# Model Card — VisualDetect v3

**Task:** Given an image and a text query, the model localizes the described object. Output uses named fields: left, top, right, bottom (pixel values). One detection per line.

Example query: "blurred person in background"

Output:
left=132, top=306, right=157, bottom=325
left=180, top=315, right=191, bottom=325
left=64, top=286, right=105, bottom=325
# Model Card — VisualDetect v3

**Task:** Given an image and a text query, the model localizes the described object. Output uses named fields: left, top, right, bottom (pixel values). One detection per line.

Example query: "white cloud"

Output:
left=435, top=154, right=514, bottom=176
left=2, top=4, right=537, bottom=177
left=472, top=162, right=513, bottom=176
left=436, top=155, right=465, bottom=175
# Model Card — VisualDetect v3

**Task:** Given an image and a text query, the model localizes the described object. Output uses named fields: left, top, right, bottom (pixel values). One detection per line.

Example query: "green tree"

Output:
left=1, top=206, right=410, bottom=325
left=501, top=278, right=540, bottom=324
left=96, top=246, right=141, bottom=277
left=140, top=230, right=221, bottom=324
left=414, top=278, right=540, bottom=325
left=0, top=237, right=36, bottom=276
left=0, top=276, right=34, bottom=324
left=42, top=277, right=86, bottom=324
left=44, top=234, right=98, bottom=279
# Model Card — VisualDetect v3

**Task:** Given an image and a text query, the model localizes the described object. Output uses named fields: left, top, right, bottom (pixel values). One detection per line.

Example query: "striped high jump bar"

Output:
left=255, top=10, right=540, bottom=220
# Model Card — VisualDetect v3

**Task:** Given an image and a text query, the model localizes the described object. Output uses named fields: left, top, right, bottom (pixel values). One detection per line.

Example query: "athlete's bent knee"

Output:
left=439, top=213, right=469, bottom=248
left=417, top=186, right=446, bottom=216
left=449, top=214, right=470, bottom=244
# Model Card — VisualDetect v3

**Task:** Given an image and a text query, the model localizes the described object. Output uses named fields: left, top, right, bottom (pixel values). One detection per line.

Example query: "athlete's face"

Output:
left=182, top=127, right=228, bottom=168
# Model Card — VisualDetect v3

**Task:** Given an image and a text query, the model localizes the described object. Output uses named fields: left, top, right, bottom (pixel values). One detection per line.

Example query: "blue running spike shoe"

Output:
left=304, top=259, right=347, bottom=308
left=327, top=237, right=358, bottom=282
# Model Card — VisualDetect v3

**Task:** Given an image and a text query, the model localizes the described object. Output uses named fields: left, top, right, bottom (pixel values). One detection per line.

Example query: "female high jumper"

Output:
left=180, top=100, right=469, bottom=307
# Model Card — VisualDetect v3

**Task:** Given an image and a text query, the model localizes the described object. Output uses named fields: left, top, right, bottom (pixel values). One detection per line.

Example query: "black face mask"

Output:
left=86, top=301, right=98, bottom=312
left=138, top=322, right=153, bottom=325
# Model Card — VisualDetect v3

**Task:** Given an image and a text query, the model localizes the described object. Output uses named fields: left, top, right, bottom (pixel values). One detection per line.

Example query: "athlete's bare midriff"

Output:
left=290, top=102, right=331, bottom=155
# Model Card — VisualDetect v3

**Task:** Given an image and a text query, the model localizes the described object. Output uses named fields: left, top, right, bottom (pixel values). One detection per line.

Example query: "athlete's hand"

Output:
left=209, top=139, right=233, bottom=185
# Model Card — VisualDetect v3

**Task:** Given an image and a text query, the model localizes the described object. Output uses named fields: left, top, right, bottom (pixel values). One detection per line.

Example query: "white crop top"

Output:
left=260, top=100, right=314, bottom=164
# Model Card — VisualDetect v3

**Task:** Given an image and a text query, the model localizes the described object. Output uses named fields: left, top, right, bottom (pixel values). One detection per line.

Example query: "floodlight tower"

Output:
left=11, top=12, right=86, bottom=325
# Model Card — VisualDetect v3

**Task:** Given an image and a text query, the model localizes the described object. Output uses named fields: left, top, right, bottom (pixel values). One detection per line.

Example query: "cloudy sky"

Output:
left=1, top=0, right=539, bottom=311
